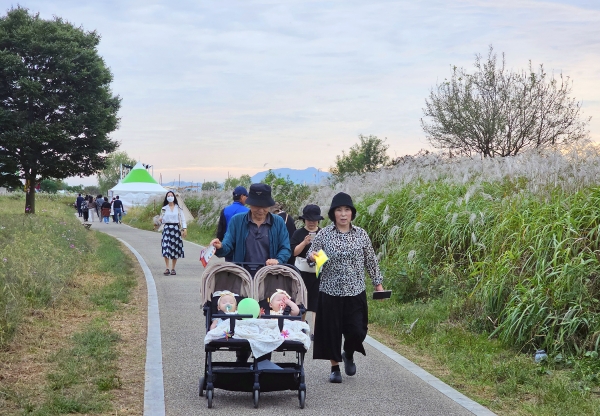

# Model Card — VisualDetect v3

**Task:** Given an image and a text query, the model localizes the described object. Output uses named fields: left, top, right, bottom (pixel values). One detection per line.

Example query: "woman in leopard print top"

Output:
left=307, top=192, right=385, bottom=384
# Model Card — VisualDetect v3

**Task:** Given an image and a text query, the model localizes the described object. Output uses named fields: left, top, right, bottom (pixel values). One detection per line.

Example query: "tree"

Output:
left=83, top=185, right=100, bottom=195
left=0, top=7, right=121, bottom=213
left=97, top=151, right=137, bottom=195
left=201, top=181, right=220, bottom=191
left=330, top=134, right=391, bottom=180
left=421, top=46, right=590, bottom=158
left=223, top=174, right=251, bottom=191
left=262, top=170, right=311, bottom=215
left=39, top=178, right=60, bottom=193
left=0, top=154, right=21, bottom=188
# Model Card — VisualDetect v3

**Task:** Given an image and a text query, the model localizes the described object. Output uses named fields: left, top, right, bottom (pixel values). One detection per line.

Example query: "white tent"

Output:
left=109, top=162, right=167, bottom=210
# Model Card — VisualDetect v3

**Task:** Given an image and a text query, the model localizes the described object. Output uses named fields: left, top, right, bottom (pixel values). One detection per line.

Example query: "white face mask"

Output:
left=167, top=196, right=174, bottom=203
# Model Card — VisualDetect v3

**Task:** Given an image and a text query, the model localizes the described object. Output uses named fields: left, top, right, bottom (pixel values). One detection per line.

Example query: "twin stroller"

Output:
left=199, top=262, right=309, bottom=409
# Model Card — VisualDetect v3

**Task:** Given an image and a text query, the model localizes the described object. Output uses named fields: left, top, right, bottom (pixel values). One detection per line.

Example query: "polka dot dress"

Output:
left=161, top=224, right=185, bottom=259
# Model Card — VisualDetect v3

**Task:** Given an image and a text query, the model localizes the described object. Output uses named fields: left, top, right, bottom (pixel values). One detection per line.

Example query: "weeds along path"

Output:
left=92, top=221, right=490, bottom=415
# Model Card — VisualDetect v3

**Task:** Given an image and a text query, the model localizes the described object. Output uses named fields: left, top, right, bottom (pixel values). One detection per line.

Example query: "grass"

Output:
left=114, top=144, right=600, bottom=414
left=0, top=194, right=143, bottom=415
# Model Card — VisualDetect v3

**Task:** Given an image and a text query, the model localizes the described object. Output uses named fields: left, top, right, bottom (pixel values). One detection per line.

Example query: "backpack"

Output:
left=81, top=200, right=89, bottom=211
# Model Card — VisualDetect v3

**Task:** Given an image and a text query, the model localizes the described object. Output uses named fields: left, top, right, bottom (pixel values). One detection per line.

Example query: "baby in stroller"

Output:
left=209, top=290, right=238, bottom=330
left=267, top=289, right=300, bottom=316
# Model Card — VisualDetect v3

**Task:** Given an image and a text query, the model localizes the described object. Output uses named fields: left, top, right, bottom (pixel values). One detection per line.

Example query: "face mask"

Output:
left=167, top=196, right=174, bottom=202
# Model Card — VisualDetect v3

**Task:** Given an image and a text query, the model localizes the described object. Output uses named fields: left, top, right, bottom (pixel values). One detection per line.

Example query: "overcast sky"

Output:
left=8, top=0, right=600, bottom=186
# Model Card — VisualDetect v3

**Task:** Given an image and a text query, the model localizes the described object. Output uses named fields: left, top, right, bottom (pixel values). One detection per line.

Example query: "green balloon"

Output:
left=237, top=298, right=260, bottom=319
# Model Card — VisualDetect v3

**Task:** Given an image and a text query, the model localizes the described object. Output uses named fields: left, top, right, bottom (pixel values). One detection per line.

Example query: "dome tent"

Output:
left=109, top=162, right=167, bottom=209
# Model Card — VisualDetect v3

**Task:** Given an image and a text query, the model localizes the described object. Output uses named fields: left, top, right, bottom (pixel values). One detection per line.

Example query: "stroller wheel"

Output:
left=199, top=376, right=204, bottom=396
left=207, top=389, right=214, bottom=408
left=253, top=389, right=259, bottom=409
left=299, top=389, right=306, bottom=409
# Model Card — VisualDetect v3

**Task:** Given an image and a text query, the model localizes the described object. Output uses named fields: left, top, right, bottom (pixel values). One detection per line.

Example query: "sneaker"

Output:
left=342, top=352, right=356, bottom=376
left=329, top=370, right=342, bottom=383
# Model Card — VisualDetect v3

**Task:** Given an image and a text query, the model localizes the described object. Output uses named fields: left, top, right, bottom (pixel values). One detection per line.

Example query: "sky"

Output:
left=6, top=0, right=600, bottom=186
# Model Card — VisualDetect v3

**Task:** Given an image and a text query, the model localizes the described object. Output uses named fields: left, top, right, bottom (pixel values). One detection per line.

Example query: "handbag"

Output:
left=157, top=223, right=164, bottom=233
left=294, top=257, right=316, bottom=273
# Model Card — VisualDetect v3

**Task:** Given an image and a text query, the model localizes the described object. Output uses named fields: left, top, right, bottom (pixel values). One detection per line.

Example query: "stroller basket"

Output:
left=200, top=263, right=309, bottom=409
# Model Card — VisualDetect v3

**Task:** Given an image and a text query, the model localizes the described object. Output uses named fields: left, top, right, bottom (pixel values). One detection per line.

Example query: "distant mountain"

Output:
left=159, top=168, right=330, bottom=189
left=251, top=167, right=330, bottom=185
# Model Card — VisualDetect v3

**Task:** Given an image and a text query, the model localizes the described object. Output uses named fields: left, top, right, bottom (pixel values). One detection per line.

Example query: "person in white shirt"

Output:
left=159, top=191, right=187, bottom=275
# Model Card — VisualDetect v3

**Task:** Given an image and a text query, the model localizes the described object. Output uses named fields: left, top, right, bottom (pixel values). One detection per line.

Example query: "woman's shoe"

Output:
left=342, top=352, right=356, bottom=376
left=329, top=370, right=342, bottom=383
left=163, top=269, right=170, bottom=275
left=170, top=269, right=176, bottom=275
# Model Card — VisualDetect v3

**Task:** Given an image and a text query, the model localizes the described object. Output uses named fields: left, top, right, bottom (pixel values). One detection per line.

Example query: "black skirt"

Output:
left=161, top=224, right=185, bottom=259
left=312, top=290, right=368, bottom=362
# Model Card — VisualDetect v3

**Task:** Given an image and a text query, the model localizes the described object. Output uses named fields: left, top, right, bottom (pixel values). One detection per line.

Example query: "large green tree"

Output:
left=0, top=7, right=121, bottom=213
left=330, top=134, right=391, bottom=180
left=421, top=46, right=590, bottom=157
left=97, top=151, right=137, bottom=195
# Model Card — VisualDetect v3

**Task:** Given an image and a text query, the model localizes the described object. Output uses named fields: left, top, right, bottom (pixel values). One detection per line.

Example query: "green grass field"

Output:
left=0, top=194, right=140, bottom=414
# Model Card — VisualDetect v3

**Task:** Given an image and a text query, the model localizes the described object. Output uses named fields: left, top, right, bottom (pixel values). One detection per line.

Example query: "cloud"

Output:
left=13, top=0, right=599, bottom=184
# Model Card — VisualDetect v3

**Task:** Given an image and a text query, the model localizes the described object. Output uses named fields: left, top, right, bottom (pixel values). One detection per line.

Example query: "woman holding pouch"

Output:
left=307, top=192, right=385, bottom=384
left=159, top=191, right=187, bottom=275
left=289, top=204, right=323, bottom=337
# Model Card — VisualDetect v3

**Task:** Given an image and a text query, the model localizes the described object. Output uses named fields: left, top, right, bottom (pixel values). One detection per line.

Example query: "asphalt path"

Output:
left=91, top=220, right=495, bottom=416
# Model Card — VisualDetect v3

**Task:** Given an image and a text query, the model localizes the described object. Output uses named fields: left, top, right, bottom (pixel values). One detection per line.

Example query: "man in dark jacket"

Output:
left=76, top=194, right=84, bottom=217
left=216, top=186, right=249, bottom=261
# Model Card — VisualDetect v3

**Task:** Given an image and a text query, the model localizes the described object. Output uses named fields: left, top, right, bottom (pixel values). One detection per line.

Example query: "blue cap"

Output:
left=233, top=186, right=248, bottom=197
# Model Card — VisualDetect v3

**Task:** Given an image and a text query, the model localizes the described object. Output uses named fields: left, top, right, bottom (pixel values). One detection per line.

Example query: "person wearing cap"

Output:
left=216, top=186, right=250, bottom=261
left=290, top=204, right=323, bottom=336
left=210, top=183, right=292, bottom=267
left=307, top=192, right=385, bottom=384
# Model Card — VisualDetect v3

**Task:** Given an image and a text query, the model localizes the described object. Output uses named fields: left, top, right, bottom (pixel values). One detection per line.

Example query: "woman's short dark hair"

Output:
left=163, top=191, right=178, bottom=206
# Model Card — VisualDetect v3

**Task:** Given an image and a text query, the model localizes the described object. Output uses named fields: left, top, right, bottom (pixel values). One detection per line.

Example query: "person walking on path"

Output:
left=112, top=195, right=124, bottom=224
left=210, top=183, right=291, bottom=362
left=88, top=196, right=97, bottom=222
left=307, top=192, right=385, bottom=384
left=81, top=195, right=90, bottom=222
left=101, top=197, right=111, bottom=224
left=159, top=191, right=187, bottom=276
left=210, top=183, right=291, bottom=268
left=76, top=193, right=84, bottom=217
left=215, top=186, right=249, bottom=261
left=290, top=204, right=323, bottom=336
left=95, top=195, right=103, bottom=219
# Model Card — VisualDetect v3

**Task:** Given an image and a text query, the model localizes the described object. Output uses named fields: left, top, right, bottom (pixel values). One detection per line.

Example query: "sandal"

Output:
left=170, top=269, right=176, bottom=275
left=163, top=269, right=170, bottom=275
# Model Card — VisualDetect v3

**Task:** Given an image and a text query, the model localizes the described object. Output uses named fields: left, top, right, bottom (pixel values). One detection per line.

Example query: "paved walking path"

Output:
left=91, top=220, right=495, bottom=415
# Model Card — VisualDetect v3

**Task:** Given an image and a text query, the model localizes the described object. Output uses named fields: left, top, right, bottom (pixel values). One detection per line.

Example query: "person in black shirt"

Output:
left=112, top=195, right=124, bottom=223
left=290, top=204, right=323, bottom=336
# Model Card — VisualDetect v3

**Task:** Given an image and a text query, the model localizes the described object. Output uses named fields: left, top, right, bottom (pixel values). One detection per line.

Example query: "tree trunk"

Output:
left=25, top=178, right=36, bottom=214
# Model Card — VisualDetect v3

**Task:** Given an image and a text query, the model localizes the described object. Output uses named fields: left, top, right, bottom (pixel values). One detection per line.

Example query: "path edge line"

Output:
left=364, top=335, right=496, bottom=416
left=117, top=238, right=165, bottom=416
